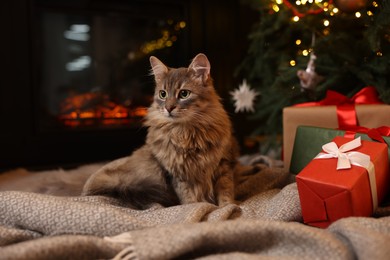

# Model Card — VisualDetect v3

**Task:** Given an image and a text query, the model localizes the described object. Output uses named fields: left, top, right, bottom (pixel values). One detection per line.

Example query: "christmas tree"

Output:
left=235, top=0, right=390, bottom=141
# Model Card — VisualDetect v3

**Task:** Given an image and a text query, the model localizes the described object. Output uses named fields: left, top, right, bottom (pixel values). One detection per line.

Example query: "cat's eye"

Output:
left=179, top=90, right=191, bottom=99
left=159, top=90, right=167, bottom=100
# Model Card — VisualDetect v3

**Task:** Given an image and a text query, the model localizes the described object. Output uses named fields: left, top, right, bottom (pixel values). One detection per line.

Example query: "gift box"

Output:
left=296, top=136, right=389, bottom=228
left=283, top=104, right=390, bottom=171
left=290, top=125, right=390, bottom=174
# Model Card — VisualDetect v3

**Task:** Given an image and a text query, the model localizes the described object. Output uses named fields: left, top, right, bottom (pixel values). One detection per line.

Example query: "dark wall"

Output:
left=0, top=0, right=257, bottom=170
left=0, top=1, right=35, bottom=168
left=189, top=0, right=256, bottom=98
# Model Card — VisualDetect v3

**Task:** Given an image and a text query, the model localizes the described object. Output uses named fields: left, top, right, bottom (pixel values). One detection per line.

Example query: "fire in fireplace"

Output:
left=58, top=92, right=148, bottom=128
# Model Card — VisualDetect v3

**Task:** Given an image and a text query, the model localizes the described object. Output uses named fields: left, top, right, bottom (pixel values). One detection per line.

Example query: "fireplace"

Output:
left=0, top=0, right=256, bottom=170
left=36, top=2, right=188, bottom=131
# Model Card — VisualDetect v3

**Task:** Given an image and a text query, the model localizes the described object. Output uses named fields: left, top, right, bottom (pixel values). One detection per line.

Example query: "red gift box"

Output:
left=296, top=136, right=389, bottom=228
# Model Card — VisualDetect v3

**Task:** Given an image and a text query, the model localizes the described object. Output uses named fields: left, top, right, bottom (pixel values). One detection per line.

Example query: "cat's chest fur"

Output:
left=147, top=124, right=228, bottom=179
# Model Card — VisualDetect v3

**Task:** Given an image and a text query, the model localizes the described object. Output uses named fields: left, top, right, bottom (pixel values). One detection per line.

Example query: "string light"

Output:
left=293, top=16, right=300, bottom=22
left=302, top=49, right=309, bottom=56
left=323, top=1, right=329, bottom=11
left=273, top=4, right=280, bottom=12
left=355, top=12, right=362, bottom=18
left=323, top=28, right=330, bottom=36
left=179, top=21, right=186, bottom=29
left=296, top=39, right=302, bottom=45
left=290, top=60, right=297, bottom=66
left=323, top=20, right=330, bottom=26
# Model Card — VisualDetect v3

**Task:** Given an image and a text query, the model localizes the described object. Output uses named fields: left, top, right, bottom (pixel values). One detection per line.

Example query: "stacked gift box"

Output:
left=282, top=86, right=390, bottom=228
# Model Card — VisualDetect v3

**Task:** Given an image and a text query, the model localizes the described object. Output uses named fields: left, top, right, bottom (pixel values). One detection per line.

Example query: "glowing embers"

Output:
left=58, top=92, right=147, bottom=127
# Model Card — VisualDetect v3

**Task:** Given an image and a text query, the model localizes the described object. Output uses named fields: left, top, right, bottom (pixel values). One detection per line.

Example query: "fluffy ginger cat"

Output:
left=82, top=53, right=241, bottom=208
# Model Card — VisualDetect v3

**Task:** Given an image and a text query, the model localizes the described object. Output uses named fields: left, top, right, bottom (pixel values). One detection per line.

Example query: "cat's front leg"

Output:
left=214, top=161, right=236, bottom=206
left=172, top=179, right=199, bottom=204
left=172, top=178, right=214, bottom=204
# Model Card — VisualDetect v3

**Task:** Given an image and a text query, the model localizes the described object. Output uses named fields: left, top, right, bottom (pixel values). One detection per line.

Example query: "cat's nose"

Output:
left=165, top=104, right=176, bottom=113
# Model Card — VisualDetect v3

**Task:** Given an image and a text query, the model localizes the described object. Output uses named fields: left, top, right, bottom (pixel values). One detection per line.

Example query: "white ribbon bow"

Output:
left=315, top=137, right=371, bottom=170
left=314, top=137, right=378, bottom=210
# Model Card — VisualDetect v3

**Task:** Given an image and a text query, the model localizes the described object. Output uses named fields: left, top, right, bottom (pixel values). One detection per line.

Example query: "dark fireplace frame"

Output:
left=0, top=0, right=256, bottom=171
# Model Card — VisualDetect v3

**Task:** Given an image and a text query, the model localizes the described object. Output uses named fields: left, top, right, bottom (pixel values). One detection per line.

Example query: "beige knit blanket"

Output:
left=0, top=156, right=389, bottom=259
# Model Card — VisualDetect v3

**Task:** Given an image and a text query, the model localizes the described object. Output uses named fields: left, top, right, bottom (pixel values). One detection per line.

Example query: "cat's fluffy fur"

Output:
left=82, top=53, right=239, bottom=208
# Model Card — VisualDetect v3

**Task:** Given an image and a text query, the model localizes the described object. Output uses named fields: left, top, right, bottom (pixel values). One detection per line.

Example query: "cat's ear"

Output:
left=188, top=53, right=210, bottom=82
left=150, top=56, right=168, bottom=82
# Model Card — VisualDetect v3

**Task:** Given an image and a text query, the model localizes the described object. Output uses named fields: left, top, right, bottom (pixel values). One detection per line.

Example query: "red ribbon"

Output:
left=282, top=0, right=333, bottom=18
left=295, top=86, right=383, bottom=128
left=343, top=126, right=390, bottom=143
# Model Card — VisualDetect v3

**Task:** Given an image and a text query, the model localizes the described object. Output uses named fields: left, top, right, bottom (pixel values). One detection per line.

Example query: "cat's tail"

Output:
left=85, top=178, right=178, bottom=209
left=82, top=157, right=179, bottom=209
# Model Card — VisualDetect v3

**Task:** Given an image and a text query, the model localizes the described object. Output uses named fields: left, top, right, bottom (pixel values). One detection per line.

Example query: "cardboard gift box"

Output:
left=290, top=125, right=390, bottom=174
left=296, top=136, right=389, bottom=228
left=283, top=104, right=390, bottom=171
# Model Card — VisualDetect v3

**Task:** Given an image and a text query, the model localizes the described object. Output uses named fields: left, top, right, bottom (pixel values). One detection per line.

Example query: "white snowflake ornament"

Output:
left=230, top=79, right=259, bottom=113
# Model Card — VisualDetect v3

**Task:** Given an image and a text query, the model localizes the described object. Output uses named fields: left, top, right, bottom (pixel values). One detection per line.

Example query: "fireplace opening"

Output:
left=35, top=3, right=188, bottom=131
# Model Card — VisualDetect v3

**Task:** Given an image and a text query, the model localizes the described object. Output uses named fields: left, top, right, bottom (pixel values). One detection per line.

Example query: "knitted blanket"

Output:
left=0, top=156, right=389, bottom=259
